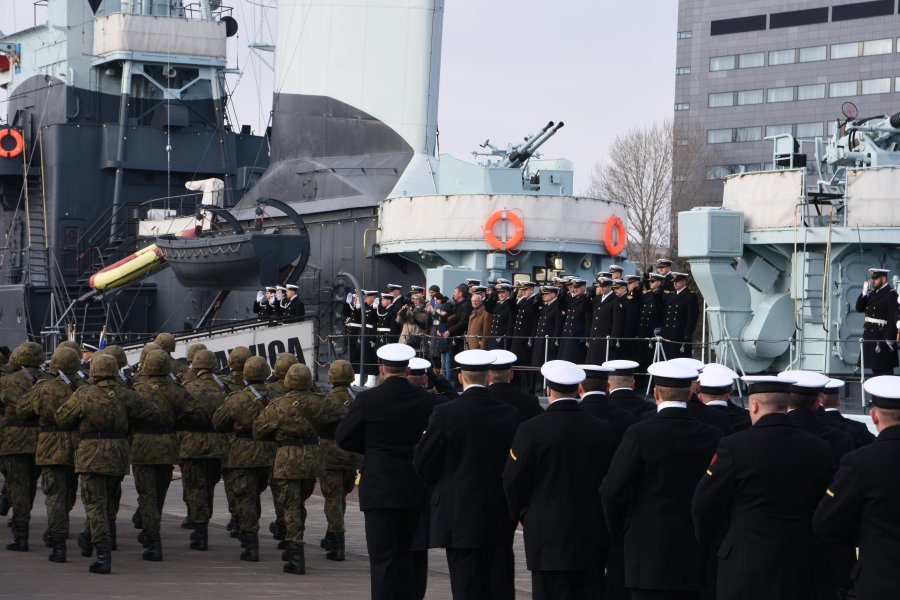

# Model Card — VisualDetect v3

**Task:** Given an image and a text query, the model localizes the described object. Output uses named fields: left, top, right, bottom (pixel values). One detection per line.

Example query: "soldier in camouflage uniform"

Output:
left=212, top=355, right=274, bottom=561
left=1, top=342, right=50, bottom=551
left=155, top=332, right=188, bottom=380
left=179, top=343, right=208, bottom=385
left=254, top=363, right=327, bottom=574
left=130, top=349, right=183, bottom=561
left=56, top=354, right=159, bottom=574
left=179, top=349, right=227, bottom=549
left=265, top=352, right=298, bottom=544
left=319, top=360, right=362, bottom=561
left=16, top=347, right=85, bottom=562
left=219, top=345, right=251, bottom=536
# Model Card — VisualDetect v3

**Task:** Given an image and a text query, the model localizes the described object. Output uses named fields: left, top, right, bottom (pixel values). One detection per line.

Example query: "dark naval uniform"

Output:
left=510, top=295, right=537, bottom=390
left=821, top=407, right=875, bottom=449
left=487, top=297, right=515, bottom=351
left=611, top=290, right=640, bottom=361
left=558, top=293, right=588, bottom=363
left=585, top=292, right=617, bottom=364
left=855, top=283, right=898, bottom=375
left=489, top=383, right=543, bottom=423
left=579, top=392, right=635, bottom=448
left=281, top=295, right=305, bottom=320
left=530, top=299, right=562, bottom=369
left=608, top=387, right=656, bottom=422
left=661, top=288, right=699, bottom=360
left=346, top=300, right=377, bottom=378
left=637, top=286, right=665, bottom=367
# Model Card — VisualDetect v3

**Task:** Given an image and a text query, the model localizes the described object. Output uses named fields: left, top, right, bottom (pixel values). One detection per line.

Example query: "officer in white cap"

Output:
left=658, top=359, right=733, bottom=434
left=815, top=375, right=900, bottom=600
left=345, top=290, right=379, bottom=386
left=602, top=360, right=721, bottom=600
left=660, top=273, right=699, bottom=361
left=693, top=374, right=832, bottom=600
left=273, top=286, right=287, bottom=316
left=510, top=282, right=538, bottom=392
left=413, top=350, right=519, bottom=599
left=335, top=343, right=438, bottom=600
left=602, top=359, right=655, bottom=420
left=586, top=278, right=616, bottom=365
left=820, top=378, right=875, bottom=448
left=578, top=364, right=635, bottom=445
left=530, top=286, right=562, bottom=391
left=281, top=283, right=305, bottom=320
left=486, top=349, right=542, bottom=423
left=855, top=267, right=899, bottom=376
left=503, top=360, right=616, bottom=600
left=698, top=365, right=751, bottom=431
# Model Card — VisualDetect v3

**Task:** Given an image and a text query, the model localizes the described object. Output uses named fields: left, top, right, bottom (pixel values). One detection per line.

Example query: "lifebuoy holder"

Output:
left=0, top=128, right=24, bottom=160
left=483, top=209, right=525, bottom=251
left=604, top=215, right=626, bottom=256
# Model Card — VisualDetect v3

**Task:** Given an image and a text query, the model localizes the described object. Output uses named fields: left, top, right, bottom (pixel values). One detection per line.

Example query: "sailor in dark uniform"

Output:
left=814, top=375, right=900, bottom=600
left=281, top=283, right=305, bottom=320
left=855, top=267, right=899, bottom=376
left=273, top=285, right=287, bottom=317
left=661, top=272, right=699, bottom=361
left=619, top=275, right=642, bottom=360
left=609, top=280, right=633, bottom=361
left=609, top=264, right=624, bottom=282
left=602, top=359, right=656, bottom=421
left=375, top=293, right=396, bottom=349
left=699, top=363, right=751, bottom=432
left=558, top=278, right=589, bottom=363
left=385, top=284, right=406, bottom=342
left=655, top=258, right=675, bottom=292
left=821, top=378, right=875, bottom=448
left=637, top=273, right=666, bottom=370
left=530, top=287, right=562, bottom=385
left=577, top=364, right=635, bottom=448
left=586, top=277, right=617, bottom=364
left=253, top=286, right=276, bottom=318
left=510, top=281, right=538, bottom=391
left=487, top=284, right=515, bottom=351
left=346, top=290, right=379, bottom=385
left=488, top=349, right=543, bottom=423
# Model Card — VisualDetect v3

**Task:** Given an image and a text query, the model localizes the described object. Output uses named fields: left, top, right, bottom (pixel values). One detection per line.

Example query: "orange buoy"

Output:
left=604, top=215, right=626, bottom=257
left=0, top=128, right=24, bottom=159
left=483, top=209, right=525, bottom=251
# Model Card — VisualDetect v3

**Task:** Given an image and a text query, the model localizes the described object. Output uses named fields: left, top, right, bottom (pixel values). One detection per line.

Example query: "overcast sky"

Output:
left=1, top=1, right=677, bottom=192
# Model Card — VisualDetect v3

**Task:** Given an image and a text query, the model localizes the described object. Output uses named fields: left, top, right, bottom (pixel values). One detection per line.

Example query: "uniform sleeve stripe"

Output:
left=706, top=469, right=713, bottom=476
left=509, top=449, right=517, bottom=461
left=826, top=489, right=835, bottom=497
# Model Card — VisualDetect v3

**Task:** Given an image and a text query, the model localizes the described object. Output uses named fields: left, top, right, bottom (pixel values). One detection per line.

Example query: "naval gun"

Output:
left=500, top=121, right=565, bottom=168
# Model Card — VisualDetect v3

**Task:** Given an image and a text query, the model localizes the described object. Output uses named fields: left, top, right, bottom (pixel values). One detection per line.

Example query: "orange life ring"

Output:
left=0, top=128, right=23, bottom=159
left=483, top=209, right=525, bottom=251
left=604, top=215, right=626, bottom=256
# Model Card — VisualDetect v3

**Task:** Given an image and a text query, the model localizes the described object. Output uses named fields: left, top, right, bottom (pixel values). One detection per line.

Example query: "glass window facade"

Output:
left=863, top=38, right=892, bottom=56
left=737, top=89, right=764, bottom=105
left=831, top=42, right=859, bottom=59
left=709, top=92, right=734, bottom=107
left=796, top=122, right=824, bottom=138
left=707, top=129, right=733, bottom=144
left=710, top=55, right=736, bottom=71
left=767, top=87, right=795, bottom=103
left=766, top=124, right=793, bottom=137
left=769, top=49, right=796, bottom=65
left=676, top=66, right=691, bottom=75
left=861, top=78, right=890, bottom=95
left=735, top=127, right=763, bottom=142
left=829, top=81, right=858, bottom=97
left=739, top=52, right=765, bottom=68
left=799, top=45, right=826, bottom=62
left=797, top=84, right=826, bottom=100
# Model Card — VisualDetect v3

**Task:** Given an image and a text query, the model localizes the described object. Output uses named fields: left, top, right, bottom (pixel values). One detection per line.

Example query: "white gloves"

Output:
left=276, top=290, right=284, bottom=301
left=256, top=291, right=264, bottom=303
left=346, top=292, right=354, bottom=306
left=862, top=281, right=869, bottom=295
left=268, top=296, right=276, bottom=305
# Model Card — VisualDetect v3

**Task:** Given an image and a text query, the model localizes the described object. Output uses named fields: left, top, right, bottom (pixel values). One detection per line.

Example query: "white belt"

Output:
left=346, top=323, right=374, bottom=329
left=865, top=317, right=888, bottom=326
left=377, top=328, right=391, bottom=332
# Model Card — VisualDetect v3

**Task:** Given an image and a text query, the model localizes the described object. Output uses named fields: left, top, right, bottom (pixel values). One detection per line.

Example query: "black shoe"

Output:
left=181, top=517, right=196, bottom=529
left=189, top=523, right=208, bottom=551
left=48, top=533, right=67, bottom=563
left=131, top=510, right=143, bottom=530
left=0, top=493, right=8, bottom=517
left=142, top=533, right=163, bottom=562
left=282, top=543, right=306, bottom=575
left=108, top=521, right=117, bottom=551
left=320, top=531, right=334, bottom=552
left=5, top=523, right=28, bottom=552
left=88, top=543, right=111, bottom=574
left=77, top=531, right=93, bottom=557
left=326, top=532, right=345, bottom=562
left=239, top=533, right=259, bottom=562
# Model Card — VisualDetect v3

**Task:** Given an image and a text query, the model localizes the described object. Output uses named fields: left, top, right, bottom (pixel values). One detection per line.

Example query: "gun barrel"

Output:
left=505, top=121, right=565, bottom=168
left=500, top=121, right=554, bottom=168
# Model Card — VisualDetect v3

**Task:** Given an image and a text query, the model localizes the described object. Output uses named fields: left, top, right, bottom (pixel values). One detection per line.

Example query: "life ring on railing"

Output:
left=483, top=209, right=525, bottom=251
left=0, top=128, right=24, bottom=160
left=604, top=215, right=626, bottom=256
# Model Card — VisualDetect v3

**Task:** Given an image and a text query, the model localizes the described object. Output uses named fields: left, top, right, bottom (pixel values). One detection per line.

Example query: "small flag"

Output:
left=98, top=326, right=107, bottom=350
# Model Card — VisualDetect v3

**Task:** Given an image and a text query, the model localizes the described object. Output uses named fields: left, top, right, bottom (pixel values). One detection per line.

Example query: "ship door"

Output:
left=59, top=221, right=82, bottom=277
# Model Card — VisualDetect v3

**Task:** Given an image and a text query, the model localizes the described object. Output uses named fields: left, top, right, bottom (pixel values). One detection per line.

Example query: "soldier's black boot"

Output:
left=131, top=510, right=142, bottom=530
left=142, top=533, right=162, bottom=562
left=5, top=522, right=28, bottom=551
left=43, top=529, right=52, bottom=547
left=88, top=542, right=111, bottom=574
left=108, top=521, right=117, bottom=551
left=320, top=531, right=334, bottom=552
left=180, top=516, right=195, bottom=529
left=269, top=519, right=285, bottom=541
left=282, top=543, right=306, bottom=575
left=138, top=529, right=148, bottom=547
left=77, top=530, right=93, bottom=557
left=48, top=533, right=67, bottom=563
left=326, top=532, right=345, bottom=561
left=0, top=492, right=8, bottom=516
left=239, top=533, right=259, bottom=562
left=189, top=522, right=208, bottom=551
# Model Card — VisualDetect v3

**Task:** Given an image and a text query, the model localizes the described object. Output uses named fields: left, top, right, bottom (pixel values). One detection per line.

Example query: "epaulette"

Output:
left=627, top=294, right=633, bottom=300
left=664, top=290, right=671, bottom=294
left=643, top=290, right=651, bottom=294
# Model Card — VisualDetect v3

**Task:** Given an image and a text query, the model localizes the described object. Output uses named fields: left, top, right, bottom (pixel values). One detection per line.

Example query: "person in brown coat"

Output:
left=466, top=288, right=491, bottom=350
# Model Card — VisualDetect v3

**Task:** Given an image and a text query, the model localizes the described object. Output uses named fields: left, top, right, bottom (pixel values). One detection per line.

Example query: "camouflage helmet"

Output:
left=12, top=341, right=45, bottom=368
left=191, top=349, right=218, bottom=371
left=186, top=343, right=207, bottom=363
left=141, top=349, right=172, bottom=377
left=103, top=345, right=128, bottom=368
left=57, top=340, right=80, bottom=353
left=90, top=353, right=120, bottom=380
left=328, top=360, right=354, bottom=385
left=228, top=346, right=251, bottom=372
left=243, top=356, right=270, bottom=382
left=140, top=342, right=162, bottom=363
left=154, top=332, right=176, bottom=353
left=50, top=347, right=81, bottom=375
left=285, top=363, right=313, bottom=391
left=274, top=352, right=298, bottom=378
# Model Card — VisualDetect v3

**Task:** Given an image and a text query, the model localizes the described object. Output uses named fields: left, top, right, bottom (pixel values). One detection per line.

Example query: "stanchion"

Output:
left=859, top=337, right=865, bottom=409
left=645, top=336, right=668, bottom=397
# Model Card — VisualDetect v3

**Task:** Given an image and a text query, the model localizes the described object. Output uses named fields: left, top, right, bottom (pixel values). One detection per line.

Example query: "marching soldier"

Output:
left=510, top=281, right=538, bottom=391
left=585, top=278, right=616, bottom=364
left=267, top=353, right=299, bottom=401
left=180, top=343, right=208, bottom=385
left=487, top=283, right=515, bottom=351
left=558, top=278, right=588, bottom=363
left=219, top=345, right=251, bottom=535
left=530, top=286, right=562, bottom=383
left=154, top=332, right=188, bottom=379
left=855, top=267, right=898, bottom=376
left=661, top=273, right=699, bottom=360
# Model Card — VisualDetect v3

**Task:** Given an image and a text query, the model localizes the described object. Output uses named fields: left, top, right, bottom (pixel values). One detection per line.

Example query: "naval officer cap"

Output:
left=515, top=280, right=536, bottom=289
left=669, top=357, right=705, bottom=372
left=541, top=360, right=586, bottom=393
left=540, top=285, right=559, bottom=294
left=656, top=258, right=673, bottom=267
left=741, top=375, right=797, bottom=395
left=466, top=278, right=481, bottom=286
left=579, top=364, right=615, bottom=380
left=386, top=283, right=402, bottom=291
left=363, top=289, right=379, bottom=297
left=376, top=343, right=416, bottom=368
left=647, top=361, right=699, bottom=388
left=625, top=274, right=641, bottom=282
left=671, top=272, right=691, bottom=282
left=698, top=370, right=734, bottom=395
left=649, top=272, right=667, bottom=282
left=609, top=265, right=624, bottom=273
left=496, top=278, right=512, bottom=286
left=286, top=284, right=299, bottom=291
left=265, top=286, right=276, bottom=292
left=380, top=292, right=393, bottom=299
left=778, top=370, right=829, bottom=395
left=495, top=283, right=512, bottom=292
left=571, top=278, right=587, bottom=288
left=863, top=376, right=900, bottom=408
left=82, top=343, right=100, bottom=353
left=410, top=285, right=425, bottom=293
left=602, top=359, right=639, bottom=375
left=472, top=285, right=488, bottom=294
left=595, top=277, right=612, bottom=287
left=408, top=357, right=432, bottom=376
left=868, top=268, right=890, bottom=277
left=610, top=280, right=626, bottom=289
left=703, top=363, right=739, bottom=379
left=276, top=285, right=287, bottom=291
left=455, top=349, right=496, bottom=371
left=824, top=378, right=846, bottom=392
left=596, top=271, right=612, bottom=279
left=487, top=349, right=517, bottom=369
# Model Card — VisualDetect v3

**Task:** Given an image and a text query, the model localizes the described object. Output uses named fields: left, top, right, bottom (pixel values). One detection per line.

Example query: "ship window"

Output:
left=862, top=38, right=892, bottom=55
left=831, top=42, right=860, bottom=59
left=832, top=0, right=894, bottom=22
left=710, top=55, right=736, bottom=71
left=861, top=77, right=891, bottom=94
left=709, top=92, right=734, bottom=108
left=674, top=103, right=690, bottom=111
left=797, top=84, right=826, bottom=100
left=799, top=46, right=826, bottom=62
left=677, top=31, right=693, bottom=39
left=676, top=66, right=692, bottom=75
left=769, top=7, right=829, bottom=28
left=710, top=15, right=767, bottom=36
left=829, top=81, right=859, bottom=97
left=737, top=89, right=764, bottom=105
left=735, top=127, right=762, bottom=142
left=766, top=124, right=793, bottom=137
left=738, top=52, right=765, bottom=68
left=707, top=129, right=734, bottom=144
left=769, top=49, right=797, bottom=65
left=796, top=122, right=824, bottom=138
left=767, top=87, right=795, bottom=103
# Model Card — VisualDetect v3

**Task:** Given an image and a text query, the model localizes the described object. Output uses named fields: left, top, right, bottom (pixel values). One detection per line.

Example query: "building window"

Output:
left=707, top=129, right=734, bottom=144
left=767, top=87, right=795, bottom=103
left=828, top=121, right=840, bottom=136
left=861, top=77, right=891, bottom=95
left=708, top=92, right=734, bottom=108
left=769, top=49, right=797, bottom=66
left=797, top=84, right=826, bottom=100
left=735, top=127, right=763, bottom=142
left=706, top=166, right=732, bottom=180
left=677, top=31, right=693, bottom=39
left=676, top=138, right=690, bottom=146
left=674, top=103, right=690, bottom=111
left=738, top=52, right=765, bottom=68
left=831, top=42, right=860, bottom=59
left=829, top=81, right=858, bottom=97
left=710, top=55, right=736, bottom=71
left=896, top=77, right=900, bottom=92
left=796, top=122, right=824, bottom=138
left=863, top=38, right=892, bottom=56
left=737, top=89, right=764, bottom=105
left=799, top=46, right=826, bottom=62
left=833, top=0, right=895, bottom=22
left=676, top=66, right=691, bottom=75
left=766, top=124, right=793, bottom=137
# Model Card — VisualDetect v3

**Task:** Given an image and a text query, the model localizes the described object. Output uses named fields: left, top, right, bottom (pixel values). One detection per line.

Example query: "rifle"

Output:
left=58, top=371, right=79, bottom=392
left=211, top=373, right=233, bottom=394
left=246, top=385, right=270, bottom=406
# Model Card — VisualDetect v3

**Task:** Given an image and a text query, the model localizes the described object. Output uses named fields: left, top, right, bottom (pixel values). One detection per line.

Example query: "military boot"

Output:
left=108, top=521, right=117, bottom=551
left=180, top=516, right=195, bottom=529
left=138, top=530, right=149, bottom=547
left=239, top=533, right=259, bottom=562
left=269, top=519, right=286, bottom=541
left=320, top=531, right=334, bottom=552
left=282, top=543, right=306, bottom=575
left=48, top=533, right=67, bottom=563
left=131, top=510, right=142, bottom=530
left=5, top=522, right=28, bottom=551
left=326, top=532, right=345, bottom=561
left=77, top=530, right=93, bottom=557
left=88, top=542, right=111, bottom=574
left=226, top=515, right=237, bottom=534
left=0, top=492, right=8, bottom=516
left=189, top=522, right=208, bottom=551
left=142, top=533, right=162, bottom=562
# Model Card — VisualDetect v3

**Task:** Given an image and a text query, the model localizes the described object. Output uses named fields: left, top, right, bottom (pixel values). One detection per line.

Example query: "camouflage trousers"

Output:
left=276, top=478, right=316, bottom=545
left=225, top=467, right=268, bottom=534
left=222, top=468, right=238, bottom=517
left=3, top=454, right=39, bottom=525
left=81, top=474, right=120, bottom=545
left=320, top=469, right=356, bottom=533
left=270, top=470, right=284, bottom=525
left=181, top=459, right=221, bottom=525
left=132, top=464, right=173, bottom=535
left=42, top=465, right=76, bottom=535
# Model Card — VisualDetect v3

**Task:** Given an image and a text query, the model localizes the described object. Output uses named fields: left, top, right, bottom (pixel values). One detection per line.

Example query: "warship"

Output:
left=0, top=0, right=628, bottom=369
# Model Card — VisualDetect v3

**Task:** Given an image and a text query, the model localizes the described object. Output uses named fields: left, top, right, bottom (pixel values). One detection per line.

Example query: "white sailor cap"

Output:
left=669, top=357, right=704, bottom=372
left=609, top=264, right=624, bottom=273
left=386, top=284, right=402, bottom=291
left=703, top=363, right=739, bottom=379
left=362, top=290, right=379, bottom=296
left=656, top=258, right=673, bottom=267
left=487, top=349, right=517, bottom=369
left=596, top=271, right=612, bottom=279
left=571, top=278, right=587, bottom=287
left=410, top=285, right=425, bottom=293
left=824, top=378, right=846, bottom=392
left=741, top=375, right=797, bottom=394
left=863, top=375, right=900, bottom=408
left=454, top=349, right=496, bottom=371
left=649, top=273, right=667, bottom=281
left=540, top=285, right=560, bottom=294
left=472, top=285, right=488, bottom=294
left=541, top=360, right=586, bottom=391
left=276, top=285, right=287, bottom=291
left=286, top=284, right=299, bottom=291
left=515, top=280, right=536, bottom=289
left=578, top=364, right=614, bottom=380
left=595, top=277, right=612, bottom=286
left=495, top=278, right=512, bottom=285
left=778, top=370, right=829, bottom=395
left=265, top=286, right=276, bottom=292
left=698, top=370, right=734, bottom=395
left=82, top=343, right=99, bottom=352
left=376, top=343, right=416, bottom=367
left=648, top=361, right=699, bottom=388
left=408, top=357, right=432, bottom=375
left=868, top=268, right=890, bottom=276
left=466, top=278, right=481, bottom=286
left=602, top=359, right=639, bottom=375
left=495, top=283, right=513, bottom=292
left=380, top=292, right=393, bottom=299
